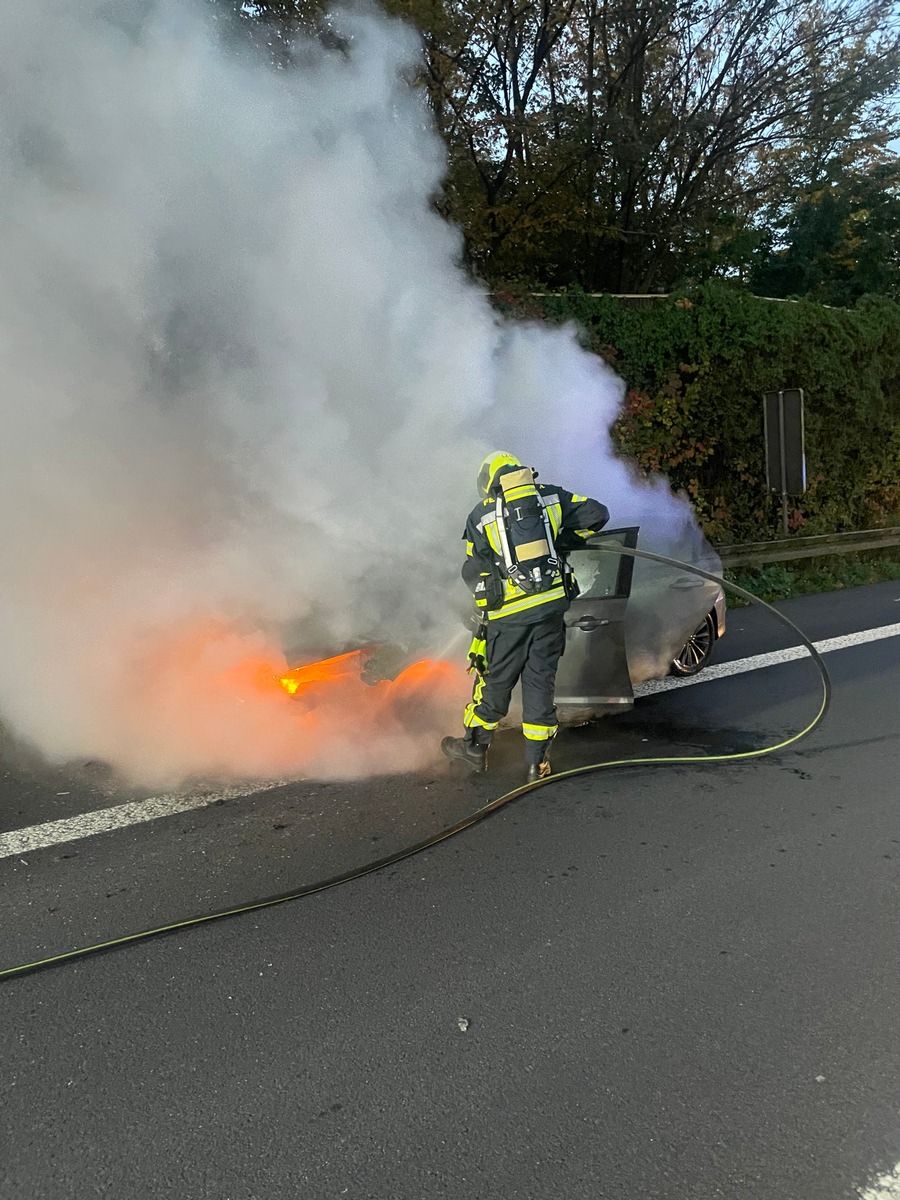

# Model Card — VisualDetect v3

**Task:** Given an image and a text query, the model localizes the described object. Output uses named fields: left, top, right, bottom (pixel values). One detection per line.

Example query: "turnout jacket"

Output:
left=462, top=483, right=610, bottom=623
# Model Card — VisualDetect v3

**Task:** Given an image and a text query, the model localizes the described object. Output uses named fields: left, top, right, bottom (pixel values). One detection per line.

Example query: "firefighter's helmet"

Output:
left=477, top=451, right=521, bottom=497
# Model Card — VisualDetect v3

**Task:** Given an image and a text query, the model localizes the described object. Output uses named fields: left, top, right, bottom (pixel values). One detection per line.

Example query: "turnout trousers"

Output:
left=463, top=609, right=567, bottom=762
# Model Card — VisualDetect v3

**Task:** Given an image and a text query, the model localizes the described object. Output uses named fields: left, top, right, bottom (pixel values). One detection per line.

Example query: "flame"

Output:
left=278, top=649, right=371, bottom=695
left=99, top=621, right=470, bottom=785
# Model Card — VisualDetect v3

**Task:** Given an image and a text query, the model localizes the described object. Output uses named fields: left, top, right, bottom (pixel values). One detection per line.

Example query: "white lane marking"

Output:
left=1, top=621, right=899, bottom=862
left=858, top=1162, right=900, bottom=1199
left=634, top=621, right=900, bottom=697
left=0, top=780, right=287, bottom=861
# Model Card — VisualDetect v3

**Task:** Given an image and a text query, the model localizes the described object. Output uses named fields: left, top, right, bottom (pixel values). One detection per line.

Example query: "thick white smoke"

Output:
left=0, top=0, right=717, bottom=786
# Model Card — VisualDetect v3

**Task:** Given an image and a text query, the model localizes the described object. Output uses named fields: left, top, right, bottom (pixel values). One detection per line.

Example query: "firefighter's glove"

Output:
left=467, top=636, right=488, bottom=676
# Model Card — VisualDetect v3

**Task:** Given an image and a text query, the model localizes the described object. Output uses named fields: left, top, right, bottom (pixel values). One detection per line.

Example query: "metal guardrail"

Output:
left=503, top=292, right=845, bottom=311
left=718, top=526, right=900, bottom=569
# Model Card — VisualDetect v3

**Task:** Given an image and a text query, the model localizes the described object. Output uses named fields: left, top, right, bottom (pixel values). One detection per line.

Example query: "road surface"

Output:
left=2, top=581, right=899, bottom=1199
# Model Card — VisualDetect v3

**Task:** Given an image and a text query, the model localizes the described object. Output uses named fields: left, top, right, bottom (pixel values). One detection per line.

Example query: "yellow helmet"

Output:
left=477, top=450, right=521, bottom=497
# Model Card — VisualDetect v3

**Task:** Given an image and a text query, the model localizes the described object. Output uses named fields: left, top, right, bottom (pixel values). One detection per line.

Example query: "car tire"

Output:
left=670, top=611, right=716, bottom=676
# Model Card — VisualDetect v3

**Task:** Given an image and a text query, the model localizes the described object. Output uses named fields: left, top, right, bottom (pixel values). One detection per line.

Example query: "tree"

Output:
left=434, top=0, right=900, bottom=291
left=752, top=161, right=900, bottom=305
left=215, top=0, right=900, bottom=294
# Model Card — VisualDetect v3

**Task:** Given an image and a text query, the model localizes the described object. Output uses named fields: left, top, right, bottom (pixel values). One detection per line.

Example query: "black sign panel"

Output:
left=764, top=389, right=807, bottom=495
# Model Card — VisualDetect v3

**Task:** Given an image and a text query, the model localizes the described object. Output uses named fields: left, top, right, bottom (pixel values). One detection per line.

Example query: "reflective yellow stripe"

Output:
left=463, top=703, right=498, bottom=731
left=571, top=494, right=587, bottom=502
left=502, top=485, right=534, bottom=501
left=466, top=541, right=474, bottom=556
left=501, top=570, right=561, bottom=604
left=486, top=584, right=566, bottom=619
left=522, top=722, right=559, bottom=741
left=485, top=524, right=502, bottom=555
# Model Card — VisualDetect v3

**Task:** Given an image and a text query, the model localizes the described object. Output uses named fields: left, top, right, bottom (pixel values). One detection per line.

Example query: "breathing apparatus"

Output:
left=494, top=466, right=560, bottom=596
left=477, top=451, right=562, bottom=598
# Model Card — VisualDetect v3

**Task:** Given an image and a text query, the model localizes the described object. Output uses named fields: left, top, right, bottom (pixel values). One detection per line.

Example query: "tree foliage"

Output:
left=441, top=0, right=900, bottom=290
left=497, top=284, right=900, bottom=540
left=752, top=161, right=900, bottom=305
left=223, top=0, right=900, bottom=295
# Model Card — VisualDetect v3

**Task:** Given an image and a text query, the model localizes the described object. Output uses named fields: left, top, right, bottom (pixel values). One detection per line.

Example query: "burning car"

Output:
left=278, top=526, right=726, bottom=730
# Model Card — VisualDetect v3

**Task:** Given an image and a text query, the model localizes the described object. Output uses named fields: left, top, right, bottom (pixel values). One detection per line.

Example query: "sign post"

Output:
left=764, top=389, right=807, bottom=536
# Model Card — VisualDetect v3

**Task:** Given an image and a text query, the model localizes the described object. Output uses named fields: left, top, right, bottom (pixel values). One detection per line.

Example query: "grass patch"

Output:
left=725, top=552, right=900, bottom=606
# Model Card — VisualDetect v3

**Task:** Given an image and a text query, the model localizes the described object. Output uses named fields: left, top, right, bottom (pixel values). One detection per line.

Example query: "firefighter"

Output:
left=441, top=451, right=609, bottom=783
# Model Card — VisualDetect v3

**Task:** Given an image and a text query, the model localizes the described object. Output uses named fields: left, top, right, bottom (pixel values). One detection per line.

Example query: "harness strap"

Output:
left=495, top=489, right=559, bottom=581
left=494, top=494, right=516, bottom=577
left=536, top=490, right=559, bottom=570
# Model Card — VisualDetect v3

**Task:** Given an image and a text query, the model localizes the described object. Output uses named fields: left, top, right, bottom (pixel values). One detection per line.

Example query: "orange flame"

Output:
left=278, top=649, right=372, bottom=695
left=105, top=622, right=470, bottom=785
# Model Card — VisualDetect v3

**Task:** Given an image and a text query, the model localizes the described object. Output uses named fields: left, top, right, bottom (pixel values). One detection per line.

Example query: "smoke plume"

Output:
left=0, top=0, right=718, bottom=786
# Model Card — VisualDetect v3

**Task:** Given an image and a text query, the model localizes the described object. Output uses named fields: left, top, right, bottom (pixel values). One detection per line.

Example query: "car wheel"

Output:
left=670, top=611, right=716, bottom=676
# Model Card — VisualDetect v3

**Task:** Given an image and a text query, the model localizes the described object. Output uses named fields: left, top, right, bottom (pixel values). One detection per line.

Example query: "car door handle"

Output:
left=571, top=616, right=609, bottom=631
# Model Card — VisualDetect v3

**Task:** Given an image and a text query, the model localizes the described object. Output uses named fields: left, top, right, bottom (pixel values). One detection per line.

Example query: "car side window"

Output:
left=572, top=542, right=625, bottom=599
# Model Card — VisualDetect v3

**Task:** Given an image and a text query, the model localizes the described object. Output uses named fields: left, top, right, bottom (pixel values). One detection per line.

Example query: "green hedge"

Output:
left=495, top=282, right=900, bottom=543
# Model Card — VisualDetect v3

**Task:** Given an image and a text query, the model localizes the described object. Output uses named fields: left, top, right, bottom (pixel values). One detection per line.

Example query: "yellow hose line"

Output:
left=0, top=547, right=830, bottom=982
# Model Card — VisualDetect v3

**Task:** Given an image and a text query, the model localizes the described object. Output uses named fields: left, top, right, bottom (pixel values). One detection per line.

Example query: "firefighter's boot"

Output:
left=441, top=730, right=489, bottom=773
left=524, top=739, right=553, bottom=784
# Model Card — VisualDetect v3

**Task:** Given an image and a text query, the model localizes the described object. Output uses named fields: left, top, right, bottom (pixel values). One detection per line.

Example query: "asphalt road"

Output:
left=2, top=581, right=900, bottom=1200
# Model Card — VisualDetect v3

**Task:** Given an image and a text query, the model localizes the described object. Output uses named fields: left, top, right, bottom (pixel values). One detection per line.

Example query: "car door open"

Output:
left=554, top=526, right=639, bottom=722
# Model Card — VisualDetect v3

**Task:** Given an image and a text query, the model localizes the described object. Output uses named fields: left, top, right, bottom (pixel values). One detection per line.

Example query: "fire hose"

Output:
left=0, top=546, right=831, bottom=982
